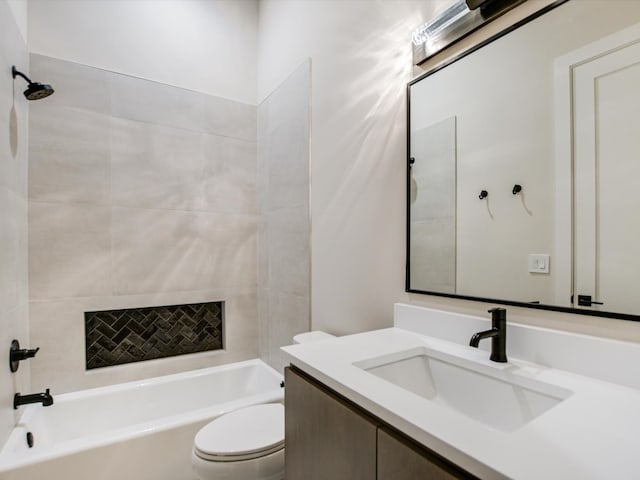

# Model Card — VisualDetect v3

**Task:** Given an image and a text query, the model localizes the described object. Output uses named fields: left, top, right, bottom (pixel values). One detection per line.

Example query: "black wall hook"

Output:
left=512, top=184, right=522, bottom=195
left=479, top=190, right=488, bottom=200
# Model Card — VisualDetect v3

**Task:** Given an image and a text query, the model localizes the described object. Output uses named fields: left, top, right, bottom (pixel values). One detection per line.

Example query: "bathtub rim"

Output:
left=0, top=358, right=283, bottom=473
left=55, top=357, right=281, bottom=401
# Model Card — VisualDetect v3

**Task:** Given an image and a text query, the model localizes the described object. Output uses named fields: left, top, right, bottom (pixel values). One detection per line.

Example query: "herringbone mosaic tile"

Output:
left=84, top=302, right=223, bottom=369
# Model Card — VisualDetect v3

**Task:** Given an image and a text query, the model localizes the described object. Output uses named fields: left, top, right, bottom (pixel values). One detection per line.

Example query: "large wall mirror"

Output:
left=407, top=0, right=640, bottom=321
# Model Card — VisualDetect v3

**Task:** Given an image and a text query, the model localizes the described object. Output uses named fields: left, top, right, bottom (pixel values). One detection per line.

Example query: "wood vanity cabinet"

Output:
left=284, top=366, right=377, bottom=479
left=377, top=427, right=469, bottom=480
left=284, top=366, right=478, bottom=480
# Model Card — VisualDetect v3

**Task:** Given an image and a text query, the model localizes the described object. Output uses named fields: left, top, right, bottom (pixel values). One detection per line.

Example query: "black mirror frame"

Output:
left=405, top=0, right=640, bottom=323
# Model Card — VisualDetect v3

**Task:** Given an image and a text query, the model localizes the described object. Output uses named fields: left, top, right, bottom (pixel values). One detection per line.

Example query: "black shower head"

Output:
left=23, top=82, right=54, bottom=100
left=11, top=66, right=55, bottom=101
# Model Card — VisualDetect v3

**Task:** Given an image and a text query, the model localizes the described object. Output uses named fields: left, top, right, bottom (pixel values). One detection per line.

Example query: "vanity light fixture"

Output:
left=411, top=0, right=470, bottom=48
left=412, top=0, right=527, bottom=65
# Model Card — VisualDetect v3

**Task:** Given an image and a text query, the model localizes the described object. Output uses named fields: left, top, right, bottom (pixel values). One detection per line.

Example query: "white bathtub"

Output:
left=0, top=359, right=284, bottom=480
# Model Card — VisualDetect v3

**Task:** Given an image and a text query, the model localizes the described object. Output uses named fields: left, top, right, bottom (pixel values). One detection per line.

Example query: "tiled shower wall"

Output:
left=258, top=61, right=311, bottom=372
left=0, top=1, right=29, bottom=447
left=28, top=54, right=258, bottom=393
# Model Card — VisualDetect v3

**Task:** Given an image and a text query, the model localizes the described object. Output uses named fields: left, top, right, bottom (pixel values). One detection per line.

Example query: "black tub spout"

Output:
left=14, top=388, right=54, bottom=409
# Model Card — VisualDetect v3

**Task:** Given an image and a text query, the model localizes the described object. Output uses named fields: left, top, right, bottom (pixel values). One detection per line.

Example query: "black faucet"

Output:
left=14, top=389, right=54, bottom=409
left=469, top=308, right=507, bottom=363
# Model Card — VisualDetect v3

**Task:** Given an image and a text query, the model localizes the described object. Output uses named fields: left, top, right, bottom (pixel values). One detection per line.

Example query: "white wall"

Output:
left=7, top=0, right=27, bottom=41
left=28, top=0, right=257, bottom=104
left=258, top=0, right=640, bottom=343
left=258, top=0, right=447, bottom=334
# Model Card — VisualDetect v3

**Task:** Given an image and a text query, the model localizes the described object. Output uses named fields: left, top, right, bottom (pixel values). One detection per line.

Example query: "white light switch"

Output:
left=528, top=254, right=550, bottom=274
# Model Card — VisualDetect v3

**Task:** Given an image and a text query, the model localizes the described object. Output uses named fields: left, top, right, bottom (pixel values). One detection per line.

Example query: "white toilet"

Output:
left=191, top=331, right=335, bottom=480
left=192, top=403, right=285, bottom=480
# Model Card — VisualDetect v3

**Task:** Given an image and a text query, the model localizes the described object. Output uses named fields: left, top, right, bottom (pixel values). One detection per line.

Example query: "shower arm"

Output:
left=11, top=66, right=34, bottom=85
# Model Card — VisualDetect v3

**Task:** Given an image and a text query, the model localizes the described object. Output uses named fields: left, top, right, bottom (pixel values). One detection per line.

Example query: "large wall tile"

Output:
left=410, top=218, right=455, bottom=293
left=410, top=117, right=456, bottom=222
left=29, top=105, right=110, bottom=204
left=256, top=105, right=269, bottom=213
left=29, top=202, right=112, bottom=299
left=257, top=287, right=270, bottom=366
left=257, top=217, right=269, bottom=286
left=0, top=188, right=27, bottom=314
left=262, top=62, right=310, bottom=212
left=110, top=73, right=204, bottom=132
left=267, top=291, right=309, bottom=373
left=223, top=289, right=259, bottom=358
left=200, top=134, right=257, bottom=214
left=111, top=207, right=256, bottom=296
left=28, top=299, right=86, bottom=394
left=28, top=55, right=259, bottom=393
left=257, top=60, right=311, bottom=372
left=268, top=207, right=310, bottom=297
left=264, top=61, right=310, bottom=134
left=204, top=95, right=256, bottom=141
left=1, top=60, right=29, bottom=198
left=30, top=54, right=110, bottom=114
left=266, top=120, right=309, bottom=211
left=111, top=118, right=205, bottom=210
left=0, top=305, right=29, bottom=438
left=30, top=288, right=258, bottom=394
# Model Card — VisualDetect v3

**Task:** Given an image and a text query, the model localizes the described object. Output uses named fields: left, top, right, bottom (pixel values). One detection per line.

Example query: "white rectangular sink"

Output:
left=355, top=346, right=572, bottom=432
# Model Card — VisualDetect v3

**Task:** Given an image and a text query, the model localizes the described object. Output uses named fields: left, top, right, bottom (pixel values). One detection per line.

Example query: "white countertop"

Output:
left=282, top=325, right=640, bottom=479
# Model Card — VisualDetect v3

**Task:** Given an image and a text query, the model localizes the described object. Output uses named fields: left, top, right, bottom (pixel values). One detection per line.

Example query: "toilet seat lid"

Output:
left=194, top=403, right=284, bottom=460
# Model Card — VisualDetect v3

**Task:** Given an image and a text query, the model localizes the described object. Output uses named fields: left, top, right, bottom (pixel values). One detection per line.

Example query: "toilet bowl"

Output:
left=192, top=403, right=285, bottom=480
left=192, top=331, right=335, bottom=480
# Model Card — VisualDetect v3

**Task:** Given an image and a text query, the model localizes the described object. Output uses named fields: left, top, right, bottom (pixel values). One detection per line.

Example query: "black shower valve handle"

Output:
left=9, top=340, right=40, bottom=373
left=512, top=184, right=522, bottom=195
left=13, top=347, right=40, bottom=361
left=479, top=190, right=488, bottom=200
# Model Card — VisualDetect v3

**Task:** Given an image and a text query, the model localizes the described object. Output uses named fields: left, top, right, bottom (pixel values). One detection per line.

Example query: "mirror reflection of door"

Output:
left=570, top=24, right=640, bottom=313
